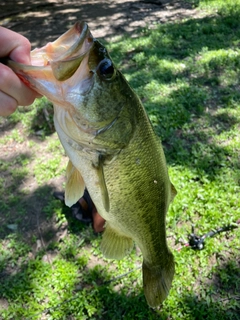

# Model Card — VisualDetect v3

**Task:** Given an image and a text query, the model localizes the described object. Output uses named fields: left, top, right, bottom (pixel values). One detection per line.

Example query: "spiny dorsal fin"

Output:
left=65, top=160, right=85, bottom=207
left=170, top=183, right=177, bottom=202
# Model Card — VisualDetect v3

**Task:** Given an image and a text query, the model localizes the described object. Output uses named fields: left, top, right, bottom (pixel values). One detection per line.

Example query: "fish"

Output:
left=4, top=21, right=177, bottom=307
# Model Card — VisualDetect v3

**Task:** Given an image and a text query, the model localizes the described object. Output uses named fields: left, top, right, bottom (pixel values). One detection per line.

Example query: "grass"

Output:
left=0, top=0, right=240, bottom=319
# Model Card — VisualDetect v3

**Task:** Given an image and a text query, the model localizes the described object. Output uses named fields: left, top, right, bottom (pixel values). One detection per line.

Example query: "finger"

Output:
left=0, top=27, right=31, bottom=64
left=0, top=64, right=38, bottom=107
left=0, top=91, right=18, bottom=116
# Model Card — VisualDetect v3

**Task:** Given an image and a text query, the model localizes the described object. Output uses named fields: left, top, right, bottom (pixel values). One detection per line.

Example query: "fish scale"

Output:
left=4, top=21, right=177, bottom=307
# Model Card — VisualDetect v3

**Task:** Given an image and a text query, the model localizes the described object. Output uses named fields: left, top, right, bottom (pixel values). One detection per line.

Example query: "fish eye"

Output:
left=98, top=59, right=116, bottom=81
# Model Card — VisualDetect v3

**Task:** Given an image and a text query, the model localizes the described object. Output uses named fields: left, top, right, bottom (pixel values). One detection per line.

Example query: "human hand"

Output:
left=0, top=27, right=39, bottom=116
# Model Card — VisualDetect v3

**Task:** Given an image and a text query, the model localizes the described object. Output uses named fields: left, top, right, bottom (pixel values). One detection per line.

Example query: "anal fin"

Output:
left=101, top=223, right=134, bottom=259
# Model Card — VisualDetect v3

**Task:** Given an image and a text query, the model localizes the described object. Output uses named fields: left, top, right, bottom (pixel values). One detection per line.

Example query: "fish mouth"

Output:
left=30, top=21, right=94, bottom=81
left=4, top=21, right=112, bottom=85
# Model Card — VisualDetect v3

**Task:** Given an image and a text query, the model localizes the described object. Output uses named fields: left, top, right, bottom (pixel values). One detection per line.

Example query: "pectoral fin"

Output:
left=93, top=155, right=110, bottom=212
left=65, top=160, right=85, bottom=207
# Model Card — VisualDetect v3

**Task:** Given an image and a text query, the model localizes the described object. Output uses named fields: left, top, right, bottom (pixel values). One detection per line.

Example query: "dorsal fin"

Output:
left=170, top=183, right=177, bottom=202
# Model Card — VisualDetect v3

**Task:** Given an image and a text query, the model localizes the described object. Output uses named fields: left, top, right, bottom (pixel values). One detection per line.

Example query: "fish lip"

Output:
left=32, top=21, right=94, bottom=62
left=50, top=21, right=94, bottom=61
left=30, top=21, right=94, bottom=80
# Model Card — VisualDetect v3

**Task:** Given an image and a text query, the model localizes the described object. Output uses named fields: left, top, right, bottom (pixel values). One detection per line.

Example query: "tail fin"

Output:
left=142, top=252, right=175, bottom=308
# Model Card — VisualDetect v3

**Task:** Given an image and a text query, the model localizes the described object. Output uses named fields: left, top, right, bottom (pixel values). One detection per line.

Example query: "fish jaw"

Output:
left=6, top=22, right=133, bottom=141
left=5, top=22, right=94, bottom=110
left=30, top=21, right=94, bottom=80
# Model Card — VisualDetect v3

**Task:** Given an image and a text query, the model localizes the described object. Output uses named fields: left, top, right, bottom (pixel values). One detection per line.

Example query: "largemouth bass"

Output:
left=5, top=22, right=177, bottom=307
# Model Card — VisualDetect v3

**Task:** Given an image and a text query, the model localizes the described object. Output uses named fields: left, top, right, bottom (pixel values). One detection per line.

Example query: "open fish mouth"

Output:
left=2, top=21, right=119, bottom=133
left=2, top=21, right=115, bottom=91
left=30, top=21, right=94, bottom=81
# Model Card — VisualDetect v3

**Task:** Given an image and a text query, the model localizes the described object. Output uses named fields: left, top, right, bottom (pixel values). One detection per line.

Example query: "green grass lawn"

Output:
left=0, top=0, right=239, bottom=319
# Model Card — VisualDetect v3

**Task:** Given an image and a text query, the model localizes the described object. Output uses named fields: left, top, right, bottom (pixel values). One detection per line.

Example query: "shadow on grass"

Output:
left=0, top=149, right=93, bottom=245
left=0, top=168, right=55, bottom=240
left=2, top=0, right=198, bottom=47
left=1, top=2, right=240, bottom=157
left=0, top=250, right=239, bottom=319
left=108, top=10, right=240, bottom=181
left=0, top=97, right=55, bottom=142
left=184, top=259, right=240, bottom=320
left=0, top=257, right=155, bottom=319
left=0, top=2, right=239, bottom=318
